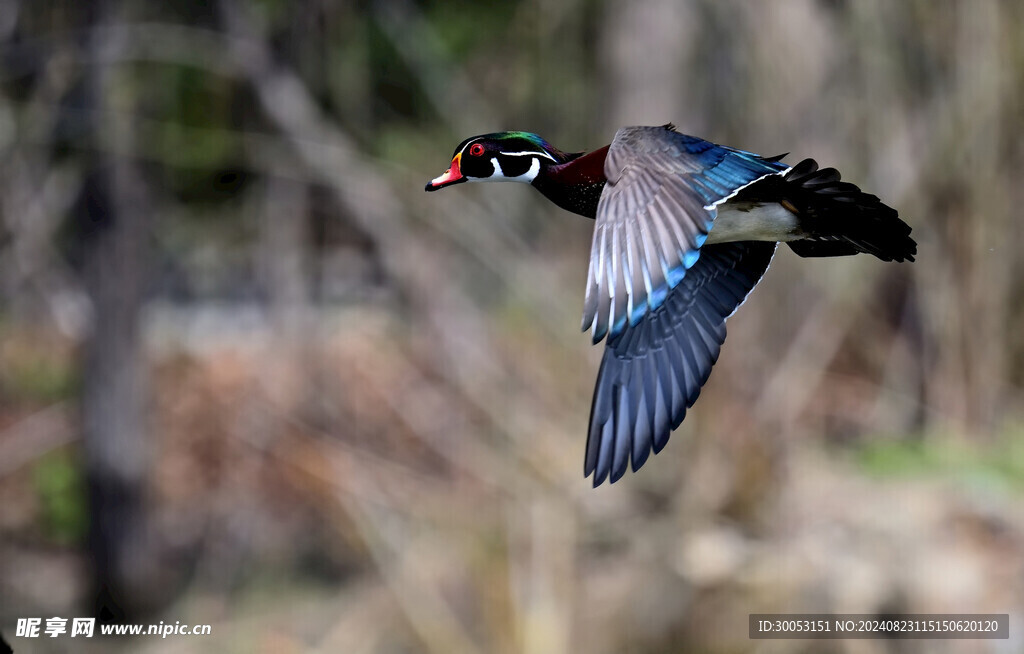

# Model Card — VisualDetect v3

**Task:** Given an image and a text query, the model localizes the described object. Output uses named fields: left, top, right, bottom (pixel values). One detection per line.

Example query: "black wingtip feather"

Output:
left=786, top=158, right=818, bottom=182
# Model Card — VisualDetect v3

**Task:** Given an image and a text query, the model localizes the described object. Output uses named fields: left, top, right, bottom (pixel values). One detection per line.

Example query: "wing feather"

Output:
left=584, top=126, right=787, bottom=343
left=585, top=241, right=777, bottom=486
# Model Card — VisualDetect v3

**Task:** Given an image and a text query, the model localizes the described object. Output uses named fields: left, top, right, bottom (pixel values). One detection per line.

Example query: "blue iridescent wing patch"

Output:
left=582, top=126, right=787, bottom=343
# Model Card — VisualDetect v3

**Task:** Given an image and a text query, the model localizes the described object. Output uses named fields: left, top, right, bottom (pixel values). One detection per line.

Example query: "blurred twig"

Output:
left=371, top=0, right=495, bottom=135
left=0, top=402, right=74, bottom=478
left=256, top=423, right=489, bottom=654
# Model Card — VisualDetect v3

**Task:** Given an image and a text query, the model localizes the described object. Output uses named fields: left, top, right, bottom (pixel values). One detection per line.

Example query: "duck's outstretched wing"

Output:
left=585, top=241, right=777, bottom=486
left=583, top=125, right=787, bottom=343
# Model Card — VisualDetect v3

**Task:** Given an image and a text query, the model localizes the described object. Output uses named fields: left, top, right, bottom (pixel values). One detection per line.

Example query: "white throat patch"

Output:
left=484, top=156, right=541, bottom=183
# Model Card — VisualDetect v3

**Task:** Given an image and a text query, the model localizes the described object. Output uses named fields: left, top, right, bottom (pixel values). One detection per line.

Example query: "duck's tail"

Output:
left=779, top=158, right=916, bottom=262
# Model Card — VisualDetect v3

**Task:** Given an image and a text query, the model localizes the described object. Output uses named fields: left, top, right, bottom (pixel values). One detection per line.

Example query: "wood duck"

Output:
left=426, top=125, right=915, bottom=487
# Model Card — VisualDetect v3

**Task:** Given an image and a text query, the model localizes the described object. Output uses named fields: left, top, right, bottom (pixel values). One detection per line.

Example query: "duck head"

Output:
left=425, top=131, right=573, bottom=191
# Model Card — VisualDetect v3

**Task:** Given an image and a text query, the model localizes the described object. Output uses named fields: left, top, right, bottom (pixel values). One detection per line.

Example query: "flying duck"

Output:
left=426, top=125, right=915, bottom=487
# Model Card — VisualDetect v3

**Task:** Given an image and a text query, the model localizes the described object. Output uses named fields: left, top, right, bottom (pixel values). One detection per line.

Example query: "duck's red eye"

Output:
left=469, top=143, right=485, bottom=156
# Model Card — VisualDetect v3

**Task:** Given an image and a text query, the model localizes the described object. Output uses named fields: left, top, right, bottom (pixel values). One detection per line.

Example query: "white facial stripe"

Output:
left=480, top=156, right=540, bottom=183
left=500, top=150, right=557, bottom=162
left=519, top=157, right=541, bottom=181
left=457, top=140, right=477, bottom=157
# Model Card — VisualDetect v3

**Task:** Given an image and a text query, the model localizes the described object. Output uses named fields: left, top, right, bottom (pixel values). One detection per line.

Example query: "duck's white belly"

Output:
left=706, top=202, right=801, bottom=244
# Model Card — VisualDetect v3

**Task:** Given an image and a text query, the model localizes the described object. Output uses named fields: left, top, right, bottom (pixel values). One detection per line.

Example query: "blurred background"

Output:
left=0, top=1, right=1022, bottom=652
